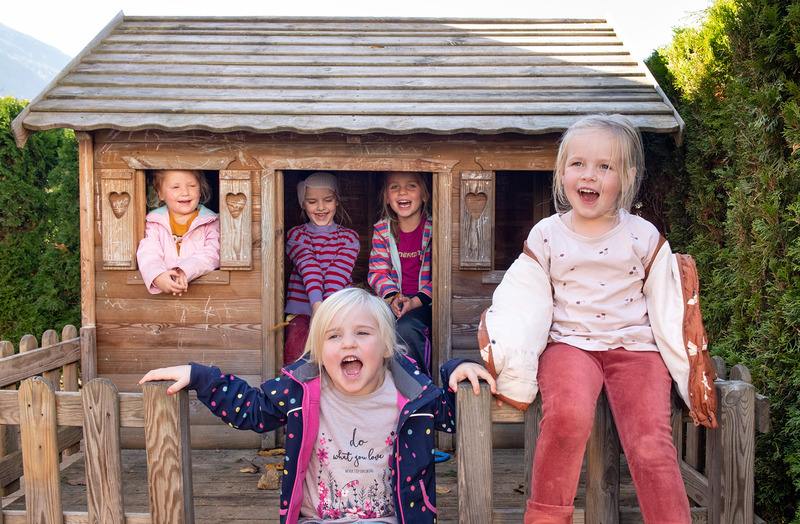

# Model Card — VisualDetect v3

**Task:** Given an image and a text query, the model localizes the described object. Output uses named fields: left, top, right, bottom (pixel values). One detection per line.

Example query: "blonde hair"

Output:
left=552, top=114, right=644, bottom=214
left=303, top=288, right=405, bottom=369
left=379, top=171, right=431, bottom=239
left=148, top=169, right=213, bottom=208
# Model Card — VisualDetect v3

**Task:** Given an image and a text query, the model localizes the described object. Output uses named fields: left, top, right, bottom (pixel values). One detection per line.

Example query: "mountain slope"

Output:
left=0, top=22, right=71, bottom=100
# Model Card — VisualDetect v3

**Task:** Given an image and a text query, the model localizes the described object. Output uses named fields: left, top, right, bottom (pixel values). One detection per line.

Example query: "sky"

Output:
left=3, top=0, right=713, bottom=62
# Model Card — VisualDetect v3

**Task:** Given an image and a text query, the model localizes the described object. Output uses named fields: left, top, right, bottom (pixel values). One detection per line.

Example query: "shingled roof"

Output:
left=12, top=12, right=683, bottom=147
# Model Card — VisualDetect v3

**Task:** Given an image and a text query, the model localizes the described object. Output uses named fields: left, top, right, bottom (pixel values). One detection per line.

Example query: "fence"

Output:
left=0, top=325, right=193, bottom=524
left=1, top=326, right=769, bottom=523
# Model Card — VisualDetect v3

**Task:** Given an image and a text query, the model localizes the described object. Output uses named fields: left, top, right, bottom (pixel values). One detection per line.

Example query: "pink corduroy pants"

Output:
left=524, top=343, right=691, bottom=524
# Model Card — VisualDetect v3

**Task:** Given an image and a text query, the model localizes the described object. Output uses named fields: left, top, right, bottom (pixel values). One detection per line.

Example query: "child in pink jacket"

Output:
left=136, top=169, right=220, bottom=295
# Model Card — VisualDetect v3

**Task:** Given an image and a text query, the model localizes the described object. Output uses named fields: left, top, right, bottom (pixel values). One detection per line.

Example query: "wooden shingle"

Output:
left=12, top=13, right=683, bottom=146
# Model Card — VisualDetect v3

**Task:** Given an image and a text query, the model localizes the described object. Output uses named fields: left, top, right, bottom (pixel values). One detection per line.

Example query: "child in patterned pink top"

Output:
left=484, top=115, right=692, bottom=523
left=140, top=287, right=495, bottom=524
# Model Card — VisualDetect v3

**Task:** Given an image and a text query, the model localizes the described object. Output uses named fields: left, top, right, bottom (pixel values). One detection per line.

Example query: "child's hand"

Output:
left=139, top=365, right=192, bottom=394
left=173, top=268, right=188, bottom=291
left=393, top=295, right=420, bottom=318
left=311, top=300, right=322, bottom=316
left=448, top=362, right=497, bottom=396
left=154, top=269, right=188, bottom=296
left=390, top=294, right=407, bottom=317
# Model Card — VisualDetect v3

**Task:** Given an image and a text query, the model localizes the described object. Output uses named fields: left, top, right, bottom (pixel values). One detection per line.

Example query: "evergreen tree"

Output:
left=651, top=0, right=800, bottom=520
left=0, top=96, right=80, bottom=344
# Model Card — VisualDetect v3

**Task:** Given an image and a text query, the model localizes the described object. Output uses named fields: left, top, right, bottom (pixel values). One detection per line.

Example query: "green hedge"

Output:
left=0, top=96, right=80, bottom=345
left=647, top=0, right=800, bottom=520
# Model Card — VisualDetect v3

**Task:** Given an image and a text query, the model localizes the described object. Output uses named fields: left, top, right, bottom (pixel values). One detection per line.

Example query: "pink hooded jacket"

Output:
left=136, top=205, right=220, bottom=294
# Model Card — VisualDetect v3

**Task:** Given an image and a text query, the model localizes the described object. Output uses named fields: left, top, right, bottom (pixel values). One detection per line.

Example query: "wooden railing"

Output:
left=456, top=357, right=770, bottom=524
left=1, top=326, right=770, bottom=524
left=0, top=377, right=192, bottom=524
left=1, top=326, right=85, bottom=502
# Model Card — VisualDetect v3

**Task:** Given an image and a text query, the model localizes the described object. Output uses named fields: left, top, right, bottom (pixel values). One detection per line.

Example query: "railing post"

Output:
left=18, top=376, right=64, bottom=524
left=707, top=379, right=755, bottom=524
left=80, top=326, right=97, bottom=382
left=523, top=394, right=543, bottom=500
left=82, top=378, right=125, bottom=524
left=457, top=381, right=493, bottom=523
left=585, top=391, right=620, bottom=524
left=142, top=380, right=194, bottom=524
left=62, top=325, right=81, bottom=456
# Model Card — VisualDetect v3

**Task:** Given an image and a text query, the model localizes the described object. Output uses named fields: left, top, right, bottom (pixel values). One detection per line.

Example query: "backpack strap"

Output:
left=643, top=234, right=668, bottom=282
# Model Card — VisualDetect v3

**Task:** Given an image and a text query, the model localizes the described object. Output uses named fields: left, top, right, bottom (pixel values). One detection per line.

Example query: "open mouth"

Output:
left=396, top=200, right=413, bottom=209
left=578, top=188, right=599, bottom=203
left=341, top=356, right=363, bottom=378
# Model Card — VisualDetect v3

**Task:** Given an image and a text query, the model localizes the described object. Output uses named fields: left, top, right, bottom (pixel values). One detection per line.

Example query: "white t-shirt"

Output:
left=298, top=371, right=399, bottom=523
left=527, top=210, right=662, bottom=352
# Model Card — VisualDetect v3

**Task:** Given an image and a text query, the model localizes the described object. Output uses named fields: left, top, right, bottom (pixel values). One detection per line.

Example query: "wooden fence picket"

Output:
left=142, top=381, right=195, bottom=524
left=82, top=378, right=125, bottom=524
left=18, top=377, right=63, bottom=524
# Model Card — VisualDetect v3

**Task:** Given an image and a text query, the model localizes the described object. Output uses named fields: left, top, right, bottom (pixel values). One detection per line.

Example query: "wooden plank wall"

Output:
left=88, top=129, right=558, bottom=448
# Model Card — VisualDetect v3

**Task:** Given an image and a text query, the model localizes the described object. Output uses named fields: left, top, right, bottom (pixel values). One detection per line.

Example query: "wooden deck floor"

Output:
left=2, top=447, right=639, bottom=523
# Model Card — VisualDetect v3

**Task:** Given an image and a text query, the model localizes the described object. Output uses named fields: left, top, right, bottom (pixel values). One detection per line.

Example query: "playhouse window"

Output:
left=494, top=171, right=554, bottom=271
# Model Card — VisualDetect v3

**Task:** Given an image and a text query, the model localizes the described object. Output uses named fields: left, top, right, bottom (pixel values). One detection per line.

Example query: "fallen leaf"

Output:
left=436, top=486, right=451, bottom=494
left=65, top=477, right=86, bottom=486
left=258, top=468, right=281, bottom=490
left=258, top=448, right=285, bottom=457
left=239, top=459, right=260, bottom=474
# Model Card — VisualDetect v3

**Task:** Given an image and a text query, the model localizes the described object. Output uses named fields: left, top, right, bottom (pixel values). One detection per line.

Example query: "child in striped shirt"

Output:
left=284, top=172, right=360, bottom=365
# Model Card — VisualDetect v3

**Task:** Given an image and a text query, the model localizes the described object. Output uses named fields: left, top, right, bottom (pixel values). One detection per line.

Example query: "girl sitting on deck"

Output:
left=140, top=287, right=495, bottom=524
left=480, top=114, right=717, bottom=523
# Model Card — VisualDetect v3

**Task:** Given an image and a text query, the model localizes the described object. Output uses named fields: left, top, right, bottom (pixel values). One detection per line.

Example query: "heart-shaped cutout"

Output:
left=226, top=193, right=247, bottom=218
left=464, top=192, right=487, bottom=219
left=108, top=192, right=131, bottom=219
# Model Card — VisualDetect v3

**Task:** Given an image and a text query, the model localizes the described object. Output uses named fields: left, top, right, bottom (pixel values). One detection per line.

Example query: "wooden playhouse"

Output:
left=11, top=13, right=683, bottom=448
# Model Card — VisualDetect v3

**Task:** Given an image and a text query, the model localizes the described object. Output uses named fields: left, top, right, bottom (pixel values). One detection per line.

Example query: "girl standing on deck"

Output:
left=141, top=287, right=495, bottom=524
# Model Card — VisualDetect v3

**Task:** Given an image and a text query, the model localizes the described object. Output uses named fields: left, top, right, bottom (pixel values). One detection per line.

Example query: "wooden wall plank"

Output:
left=95, top=298, right=262, bottom=324
left=95, top=323, right=261, bottom=349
